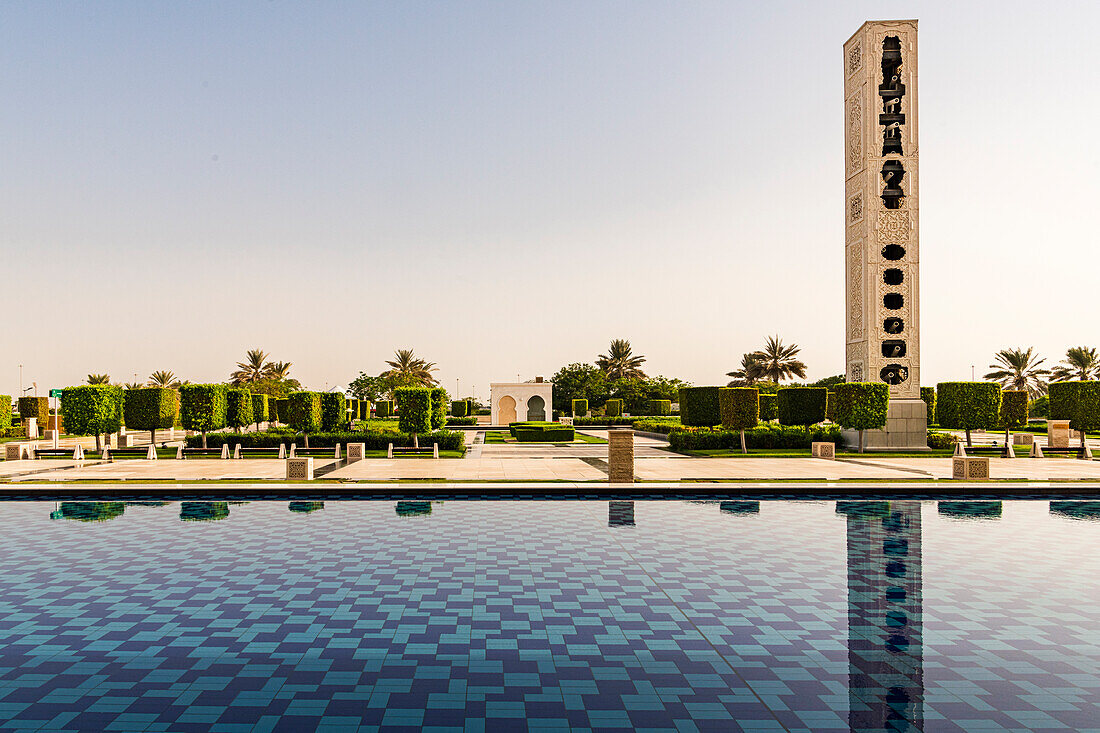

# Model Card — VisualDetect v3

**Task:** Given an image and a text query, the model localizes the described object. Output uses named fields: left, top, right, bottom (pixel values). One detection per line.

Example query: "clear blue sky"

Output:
left=3, top=1, right=1096, bottom=398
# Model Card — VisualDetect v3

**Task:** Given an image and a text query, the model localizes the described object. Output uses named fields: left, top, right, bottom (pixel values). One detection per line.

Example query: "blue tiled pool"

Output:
left=1, top=499, right=1099, bottom=731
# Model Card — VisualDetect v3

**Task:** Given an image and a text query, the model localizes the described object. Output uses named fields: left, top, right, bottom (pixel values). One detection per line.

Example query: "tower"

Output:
left=844, top=20, right=927, bottom=449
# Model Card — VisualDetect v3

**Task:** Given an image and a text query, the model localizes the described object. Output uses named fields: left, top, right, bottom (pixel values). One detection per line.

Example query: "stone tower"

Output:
left=843, top=20, right=927, bottom=449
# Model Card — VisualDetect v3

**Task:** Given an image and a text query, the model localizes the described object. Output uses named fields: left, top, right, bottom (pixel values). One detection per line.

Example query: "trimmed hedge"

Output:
left=999, top=390, right=1028, bottom=430
left=451, top=400, right=468, bottom=418
left=571, top=399, right=588, bottom=417
left=347, top=398, right=359, bottom=423
left=226, top=388, right=254, bottom=430
left=320, top=392, right=346, bottom=431
left=286, top=391, right=322, bottom=433
left=252, top=393, right=269, bottom=424
left=1048, top=381, right=1100, bottom=433
left=920, top=386, right=936, bottom=425
left=508, top=421, right=575, bottom=442
left=275, top=398, right=289, bottom=423
left=679, top=387, right=721, bottom=427
left=935, top=382, right=1002, bottom=435
left=61, top=385, right=124, bottom=440
left=759, top=393, right=778, bottom=421
left=430, top=388, right=447, bottom=430
left=396, top=388, right=432, bottom=434
left=777, top=387, right=827, bottom=427
left=670, top=424, right=842, bottom=451
left=180, top=384, right=228, bottom=436
left=18, top=397, right=49, bottom=428
left=375, top=400, right=394, bottom=418
left=719, top=388, right=759, bottom=430
left=604, top=399, right=623, bottom=418
left=646, top=399, right=672, bottom=416
left=185, top=428, right=464, bottom=452
left=833, top=382, right=889, bottom=451
left=0, top=396, right=10, bottom=431
left=825, top=391, right=836, bottom=423
left=123, top=388, right=178, bottom=443
left=927, top=431, right=958, bottom=450
left=446, top=416, right=478, bottom=426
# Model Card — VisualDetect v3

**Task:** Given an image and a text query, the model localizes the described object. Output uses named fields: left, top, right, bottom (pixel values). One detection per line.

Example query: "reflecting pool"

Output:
left=1, top=499, right=1098, bottom=731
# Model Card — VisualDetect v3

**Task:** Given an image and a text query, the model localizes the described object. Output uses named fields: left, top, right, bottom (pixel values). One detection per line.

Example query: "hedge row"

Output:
left=572, top=399, right=588, bottom=417
left=719, top=388, right=758, bottom=430
left=320, top=392, right=346, bottom=432
left=679, top=387, right=720, bottom=427
left=759, top=393, right=777, bottom=421
left=180, top=384, right=227, bottom=435
left=451, top=400, right=468, bottom=418
left=936, top=382, right=1001, bottom=433
left=375, top=400, right=394, bottom=418
left=61, top=386, right=124, bottom=438
left=123, top=388, right=178, bottom=443
left=604, top=399, right=624, bottom=418
left=509, top=422, right=575, bottom=442
left=18, top=397, right=49, bottom=427
left=446, top=416, right=478, bottom=426
left=185, top=428, right=464, bottom=451
left=777, top=387, right=827, bottom=427
left=999, top=390, right=1028, bottom=430
left=646, top=399, right=672, bottom=416
left=430, top=388, right=447, bottom=430
left=396, top=388, right=432, bottom=434
left=920, top=387, right=936, bottom=425
left=669, top=424, right=843, bottom=451
left=287, top=392, right=322, bottom=433
left=252, top=393, right=269, bottom=424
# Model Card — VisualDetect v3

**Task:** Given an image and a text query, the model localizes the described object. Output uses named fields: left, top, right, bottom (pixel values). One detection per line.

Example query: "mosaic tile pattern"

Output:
left=0, top=499, right=1098, bottom=731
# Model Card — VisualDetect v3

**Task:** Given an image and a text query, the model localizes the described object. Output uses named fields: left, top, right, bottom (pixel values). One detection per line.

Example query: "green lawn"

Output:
left=484, top=430, right=604, bottom=445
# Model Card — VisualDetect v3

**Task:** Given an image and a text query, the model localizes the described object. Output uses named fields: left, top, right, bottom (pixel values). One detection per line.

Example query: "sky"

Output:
left=3, top=1, right=1097, bottom=400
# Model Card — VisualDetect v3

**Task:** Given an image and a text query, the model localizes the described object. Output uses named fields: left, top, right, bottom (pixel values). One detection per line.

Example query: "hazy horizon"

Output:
left=4, top=1, right=1097, bottom=400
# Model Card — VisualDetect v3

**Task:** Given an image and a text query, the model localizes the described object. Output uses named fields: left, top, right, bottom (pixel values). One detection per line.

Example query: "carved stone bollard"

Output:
left=286, top=457, right=314, bottom=480
left=6, top=443, right=32, bottom=461
left=811, top=442, right=835, bottom=459
left=346, top=443, right=366, bottom=463
left=608, top=429, right=634, bottom=484
left=1012, top=432, right=1034, bottom=446
left=952, top=456, right=989, bottom=480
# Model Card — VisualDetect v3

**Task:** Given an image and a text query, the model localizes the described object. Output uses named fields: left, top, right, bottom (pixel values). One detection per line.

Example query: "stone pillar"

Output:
left=608, top=429, right=634, bottom=484
left=1048, top=420, right=1070, bottom=448
left=24, top=418, right=38, bottom=439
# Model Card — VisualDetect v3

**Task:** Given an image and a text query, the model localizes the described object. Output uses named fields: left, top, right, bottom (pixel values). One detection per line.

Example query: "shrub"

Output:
left=759, top=393, right=777, bottom=421
left=669, top=424, right=842, bottom=451
left=186, top=428, right=465, bottom=452
left=286, top=392, right=322, bottom=434
left=251, top=394, right=269, bottom=424
left=396, top=388, right=432, bottom=434
left=180, top=384, right=228, bottom=447
left=935, top=382, right=1002, bottom=446
left=320, top=392, right=346, bottom=431
left=0, top=396, right=10, bottom=431
left=1048, top=381, right=1100, bottom=442
left=123, top=387, right=178, bottom=444
left=833, top=383, right=889, bottom=452
left=679, top=387, right=721, bottom=427
left=1028, top=395, right=1049, bottom=419
left=347, top=398, right=359, bottom=423
left=509, top=422, right=575, bottom=442
left=446, top=416, right=477, bottom=426
left=920, top=386, right=936, bottom=425
left=719, top=387, right=759, bottom=453
left=61, top=385, right=124, bottom=451
left=376, top=400, right=394, bottom=418
left=646, top=399, right=672, bottom=416
left=572, top=399, right=588, bottom=417
left=18, top=397, right=48, bottom=428
left=825, top=391, right=836, bottom=422
left=927, top=431, right=958, bottom=450
left=275, top=398, right=289, bottom=423
left=451, top=400, right=468, bottom=418
left=226, top=388, right=254, bottom=431
left=999, top=390, right=1028, bottom=431
left=466, top=400, right=476, bottom=417
left=429, top=388, right=447, bottom=430
left=777, top=387, right=827, bottom=428
left=604, top=399, right=623, bottom=417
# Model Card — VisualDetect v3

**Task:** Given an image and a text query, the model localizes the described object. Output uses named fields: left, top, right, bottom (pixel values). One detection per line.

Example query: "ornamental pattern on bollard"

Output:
left=286, top=457, right=314, bottom=481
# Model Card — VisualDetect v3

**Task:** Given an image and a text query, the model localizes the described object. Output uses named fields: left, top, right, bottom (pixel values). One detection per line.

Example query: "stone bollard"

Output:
left=952, top=456, right=989, bottom=480
left=73, top=444, right=85, bottom=460
left=1081, top=444, right=1094, bottom=461
left=233, top=444, right=241, bottom=459
left=176, top=445, right=184, bottom=459
left=334, top=444, right=341, bottom=459
left=608, top=429, right=635, bottom=484
left=346, top=443, right=365, bottom=463
left=387, top=443, right=394, bottom=459
left=1048, top=420, right=1071, bottom=448
left=433, top=443, right=439, bottom=459
left=286, top=457, right=314, bottom=480
left=1031, top=441, right=1044, bottom=458
left=278, top=443, right=287, bottom=459
left=811, top=442, right=835, bottom=459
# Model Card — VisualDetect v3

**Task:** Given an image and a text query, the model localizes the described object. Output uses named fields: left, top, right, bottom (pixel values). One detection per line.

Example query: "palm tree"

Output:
left=983, top=347, right=1048, bottom=398
left=726, top=353, right=765, bottom=386
left=148, top=370, right=180, bottom=388
left=230, top=349, right=270, bottom=386
left=86, top=374, right=111, bottom=385
left=750, top=335, right=806, bottom=383
left=1051, top=346, right=1100, bottom=382
left=596, top=339, right=646, bottom=381
left=123, top=381, right=143, bottom=390
left=381, top=349, right=438, bottom=388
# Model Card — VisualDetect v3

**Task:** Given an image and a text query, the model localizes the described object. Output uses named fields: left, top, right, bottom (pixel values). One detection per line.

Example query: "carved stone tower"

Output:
left=844, top=20, right=927, bottom=449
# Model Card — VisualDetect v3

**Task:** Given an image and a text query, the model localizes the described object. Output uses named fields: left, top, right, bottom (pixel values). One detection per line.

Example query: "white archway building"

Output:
left=490, top=380, right=554, bottom=425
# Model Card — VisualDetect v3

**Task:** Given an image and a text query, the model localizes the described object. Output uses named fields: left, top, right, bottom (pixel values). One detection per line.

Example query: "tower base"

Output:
left=842, top=398, right=929, bottom=451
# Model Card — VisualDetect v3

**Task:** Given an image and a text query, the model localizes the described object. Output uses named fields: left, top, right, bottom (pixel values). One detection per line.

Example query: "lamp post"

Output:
left=19, top=364, right=23, bottom=395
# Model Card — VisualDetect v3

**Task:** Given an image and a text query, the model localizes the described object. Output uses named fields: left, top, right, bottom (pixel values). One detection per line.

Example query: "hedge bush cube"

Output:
left=123, top=387, right=178, bottom=443
left=252, top=393, right=269, bottom=424
left=180, top=384, right=228, bottom=435
left=0, top=396, right=11, bottom=431
left=679, top=387, right=720, bottom=427
left=18, top=397, right=49, bottom=429
left=719, top=388, right=759, bottom=430
left=920, top=386, right=936, bottom=425
left=1048, top=381, right=1100, bottom=434
left=287, top=392, right=322, bottom=433
left=777, top=387, right=827, bottom=428
left=375, top=400, right=394, bottom=418
left=451, top=400, right=468, bottom=418
left=604, top=399, right=623, bottom=418
left=429, top=388, right=447, bottom=430
left=226, top=388, right=254, bottom=430
left=61, top=385, right=124, bottom=440
left=999, top=390, right=1028, bottom=430
left=936, top=382, right=1002, bottom=445
left=320, top=392, right=346, bottom=431
left=646, top=399, right=672, bottom=416
left=759, top=393, right=778, bottom=421
left=396, top=388, right=432, bottom=434
left=571, top=399, right=588, bottom=417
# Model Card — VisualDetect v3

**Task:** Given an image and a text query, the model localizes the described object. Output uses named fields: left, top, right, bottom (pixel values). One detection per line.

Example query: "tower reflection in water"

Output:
left=838, top=500, right=923, bottom=732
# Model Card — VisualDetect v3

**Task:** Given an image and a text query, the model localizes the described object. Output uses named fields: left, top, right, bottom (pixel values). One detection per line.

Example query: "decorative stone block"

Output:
left=811, top=442, right=836, bottom=459
left=117, top=434, right=132, bottom=448
left=1012, top=432, right=1034, bottom=445
left=346, top=443, right=366, bottom=462
left=608, top=429, right=634, bottom=484
left=952, top=456, right=989, bottom=480
left=286, top=457, right=314, bottom=480
left=1048, top=420, right=1071, bottom=448
left=5, top=443, right=32, bottom=461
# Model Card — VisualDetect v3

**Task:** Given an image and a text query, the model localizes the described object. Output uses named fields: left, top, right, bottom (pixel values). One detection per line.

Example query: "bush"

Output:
left=719, top=388, right=758, bottom=430
left=446, top=416, right=477, bottom=426
left=927, top=431, right=959, bottom=449
left=777, top=387, right=827, bottom=427
left=320, top=392, right=346, bottom=432
left=833, top=383, right=889, bottom=451
left=646, top=399, right=672, bottom=416
left=18, top=397, right=48, bottom=428
left=180, top=384, right=228, bottom=443
left=347, top=399, right=359, bottom=423
left=758, top=393, right=777, bottom=421
left=226, top=388, right=254, bottom=431
left=572, top=399, right=588, bottom=417
left=632, top=417, right=682, bottom=434
left=999, top=390, right=1028, bottom=430
left=936, top=382, right=1002, bottom=444
left=61, top=386, right=124, bottom=449
left=286, top=392, right=322, bottom=434
left=252, top=393, right=269, bottom=424
left=669, top=424, right=842, bottom=451
left=1028, top=395, right=1049, bottom=419
left=186, top=428, right=465, bottom=452
left=375, top=400, right=394, bottom=418
left=679, top=387, right=721, bottom=427
left=1048, top=381, right=1100, bottom=435
left=0, top=396, right=10, bottom=431
left=825, top=391, right=836, bottom=422
left=604, top=399, right=623, bottom=417
left=396, top=388, right=432, bottom=434
left=123, top=388, right=178, bottom=443
left=275, top=398, right=289, bottom=423
left=509, top=422, right=575, bottom=442
left=920, top=386, right=936, bottom=425
left=451, top=400, right=468, bottom=418
left=430, top=388, right=447, bottom=430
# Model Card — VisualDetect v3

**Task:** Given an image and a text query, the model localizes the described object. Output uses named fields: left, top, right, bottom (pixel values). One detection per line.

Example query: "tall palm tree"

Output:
left=596, top=339, right=646, bottom=381
left=264, top=361, right=301, bottom=391
left=983, top=347, right=1048, bottom=398
left=86, top=374, right=110, bottom=385
left=148, top=370, right=180, bottom=388
left=726, top=353, right=765, bottom=386
left=230, top=349, right=270, bottom=386
left=1051, top=346, right=1100, bottom=382
left=750, top=335, right=806, bottom=383
left=381, top=349, right=438, bottom=387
